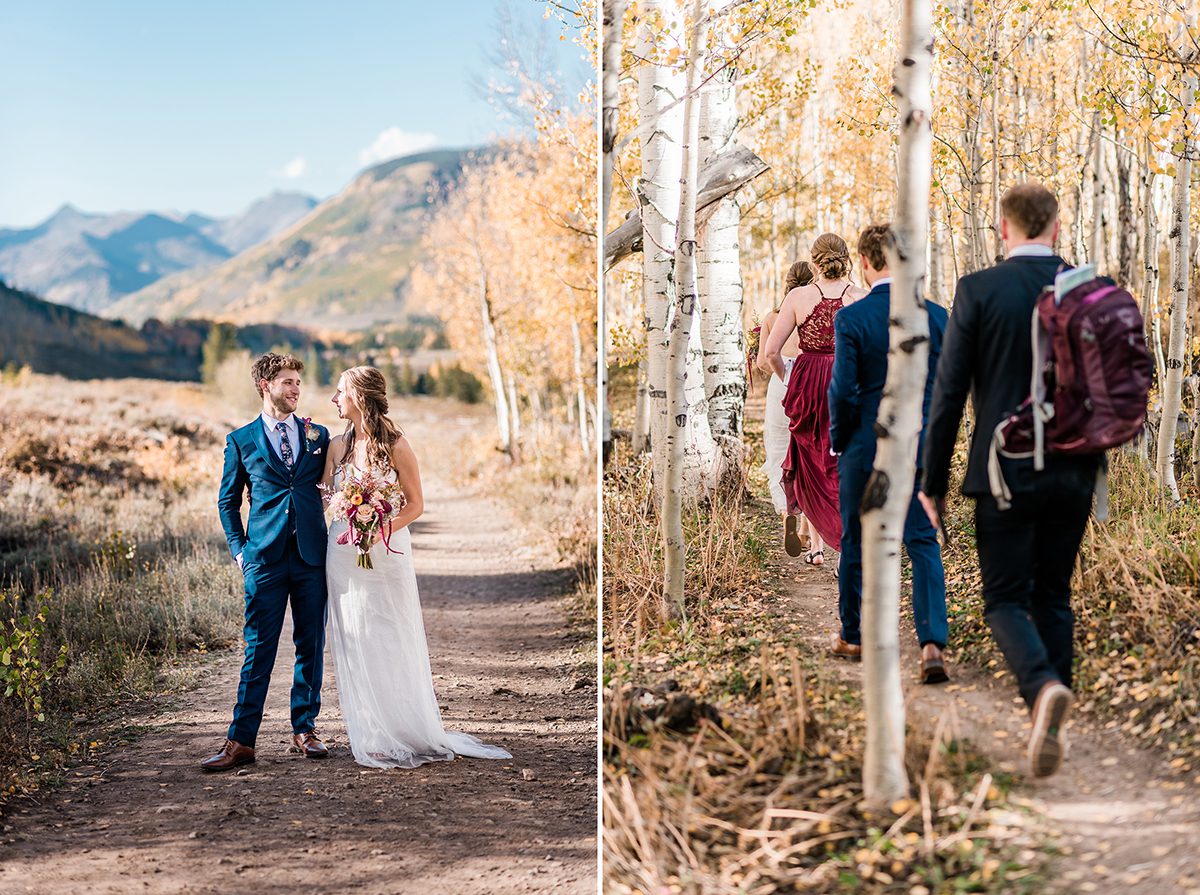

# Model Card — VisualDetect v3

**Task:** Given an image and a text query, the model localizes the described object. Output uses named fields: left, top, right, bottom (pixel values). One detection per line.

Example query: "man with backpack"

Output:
left=919, top=182, right=1150, bottom=779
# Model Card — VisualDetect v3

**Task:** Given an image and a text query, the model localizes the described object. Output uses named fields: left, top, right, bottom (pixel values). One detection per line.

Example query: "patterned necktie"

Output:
left=275, top=421, right=294, bottom=468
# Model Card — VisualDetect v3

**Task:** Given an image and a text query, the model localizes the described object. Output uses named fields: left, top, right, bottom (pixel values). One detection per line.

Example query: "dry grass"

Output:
left=0, top=374, right=245, bottom=791
left=602, top=421, right=1050, bottom=893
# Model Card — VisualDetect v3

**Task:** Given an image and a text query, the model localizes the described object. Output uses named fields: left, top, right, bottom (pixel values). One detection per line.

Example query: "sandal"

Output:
left=804, top=548, right=825, bottom=566
left=784, top=514, right=803, bottom=557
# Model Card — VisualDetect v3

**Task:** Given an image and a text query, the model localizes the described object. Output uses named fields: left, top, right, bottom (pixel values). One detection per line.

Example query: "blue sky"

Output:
left=0, top=1, right=588, bottom=227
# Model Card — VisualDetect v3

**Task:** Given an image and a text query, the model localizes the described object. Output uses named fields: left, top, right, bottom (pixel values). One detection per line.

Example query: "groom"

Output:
left=202, top=353, right=332, bottom=771
left=827, top=224, right=950, bottom=682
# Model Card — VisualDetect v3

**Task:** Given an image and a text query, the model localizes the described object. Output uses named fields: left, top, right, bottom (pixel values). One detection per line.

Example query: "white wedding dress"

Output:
left=762, top=355, right=795, bottom=514
left=325, top=464, right=512, bottom=768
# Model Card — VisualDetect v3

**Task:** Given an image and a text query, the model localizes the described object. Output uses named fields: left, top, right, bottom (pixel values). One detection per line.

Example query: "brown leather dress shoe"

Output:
left=920, top=651, right=950, bottom=684
left=200, top=739, right=255, bottom=772
left=291, top=730, right=329, bottom=759
left=829, top=632, right=862, bottom=660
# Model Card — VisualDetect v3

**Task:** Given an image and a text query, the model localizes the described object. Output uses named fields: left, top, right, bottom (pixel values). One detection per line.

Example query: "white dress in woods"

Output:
left=762, top=356, right=795, bottom=514
left=325, top=463, right=512, bottom=769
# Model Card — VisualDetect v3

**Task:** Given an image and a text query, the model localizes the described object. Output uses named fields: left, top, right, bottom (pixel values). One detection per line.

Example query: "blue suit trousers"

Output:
left=228, top=534, right=327, bottom=747
left=837, top=457, right=948, bottom=648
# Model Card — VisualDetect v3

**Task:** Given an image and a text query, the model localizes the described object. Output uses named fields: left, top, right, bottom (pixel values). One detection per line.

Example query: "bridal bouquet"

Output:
left=322, top=470, right=406, bottom=569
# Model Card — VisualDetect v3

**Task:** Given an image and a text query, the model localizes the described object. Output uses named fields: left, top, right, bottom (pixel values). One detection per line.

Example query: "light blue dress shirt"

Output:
left=259, top=412, right=300, bottom=464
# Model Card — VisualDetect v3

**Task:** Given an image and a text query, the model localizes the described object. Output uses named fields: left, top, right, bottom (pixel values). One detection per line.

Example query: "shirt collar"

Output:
left=260, top=411, right=295, bottom=431
left=871, top=277, right=894, bottom=290
left=1008, top=244, right=1054, bottom=257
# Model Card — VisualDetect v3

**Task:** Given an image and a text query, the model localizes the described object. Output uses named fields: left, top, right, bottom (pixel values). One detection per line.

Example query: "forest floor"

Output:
left=0, top=407, right=597, bottom=895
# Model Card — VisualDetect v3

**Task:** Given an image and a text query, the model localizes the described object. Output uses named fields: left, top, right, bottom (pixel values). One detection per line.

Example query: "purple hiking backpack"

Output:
left=988, top=273, right=1152, bottom=515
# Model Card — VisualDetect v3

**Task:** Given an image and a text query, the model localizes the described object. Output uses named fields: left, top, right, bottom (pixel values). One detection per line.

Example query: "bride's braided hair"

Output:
left=339, top=366, right=403, bottom=473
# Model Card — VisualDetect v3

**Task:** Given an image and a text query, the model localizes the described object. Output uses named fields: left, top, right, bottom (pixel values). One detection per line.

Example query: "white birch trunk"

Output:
left=633, top=352, right=651, bottom=453
left=601, top=0, right=627, bottom=465
left=572, top=318, right=591, bottom=456
left=638, top=0, right=685, bottom=490
left=696, top=49, right=745, bottom=438
left=1117, top=138, right=1135, bottom=286
left=989, top=43, right=1002, bottom=263
left=860, top=0, right=933, bottom=809
left=663, top=0, right=708, bottom=616
left=601, top=0, right=627, bottom=234
left=1142, top=142, right=1166, bottom=383
left=507, top=373, right=522, bottom=451
left=1156, top=68, right=1196, bottom=500
left=1089, top=113, right=1105, bottom=266
left=475, top=260, right=512, bottom=455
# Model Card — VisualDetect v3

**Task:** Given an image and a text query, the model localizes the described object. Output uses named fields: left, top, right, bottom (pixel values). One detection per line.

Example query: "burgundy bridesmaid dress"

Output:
left=780, top=285, right=849, bottom=552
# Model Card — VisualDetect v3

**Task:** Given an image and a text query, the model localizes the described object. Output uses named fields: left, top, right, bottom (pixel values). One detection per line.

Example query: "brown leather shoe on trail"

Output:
left=200, top=739, right=255, bottom=772
left=920, top=646, right=950, bottom=684
left=829, top=632, right=862, bottom=661
left=291, top=730, right=329, bottom=759
left=1028, top=681, right=1073, bottom=778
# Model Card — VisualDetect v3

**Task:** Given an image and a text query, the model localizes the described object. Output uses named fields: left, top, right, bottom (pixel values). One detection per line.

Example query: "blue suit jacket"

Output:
left=218, top=416, right=330, bottom=567
left=828, top=282, right=948, bottom=470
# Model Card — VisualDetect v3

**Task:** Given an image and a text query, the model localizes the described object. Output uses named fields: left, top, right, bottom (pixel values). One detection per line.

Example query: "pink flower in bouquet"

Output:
left=320, top=468, right=406, bottom=569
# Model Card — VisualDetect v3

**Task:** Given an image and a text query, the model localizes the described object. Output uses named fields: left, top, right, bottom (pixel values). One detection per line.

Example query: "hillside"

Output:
left=0, top=280, right=319, bottom=381
left=105, top=149, right=470, bottom=331
left=0, top=193, right=316, bottom=314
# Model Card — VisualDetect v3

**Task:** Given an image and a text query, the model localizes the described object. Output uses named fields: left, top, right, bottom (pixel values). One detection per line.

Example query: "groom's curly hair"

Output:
left=251, top=353, right=304, bottom=396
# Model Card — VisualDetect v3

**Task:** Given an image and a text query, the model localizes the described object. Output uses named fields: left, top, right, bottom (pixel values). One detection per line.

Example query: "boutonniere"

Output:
left=301, top=416, right=321, bottom=443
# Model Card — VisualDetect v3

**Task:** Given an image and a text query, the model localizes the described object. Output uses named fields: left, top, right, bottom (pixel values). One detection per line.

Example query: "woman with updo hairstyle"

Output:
left=321, top=365, right=512, bottom=769
left=762, top=233, right=867, bottom=565
left=755, top=261, right=814, bottom=548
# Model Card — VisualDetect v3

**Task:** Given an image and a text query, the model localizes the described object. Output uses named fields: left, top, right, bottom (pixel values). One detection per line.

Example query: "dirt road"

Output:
left=0, top=421, right=597, bottom=894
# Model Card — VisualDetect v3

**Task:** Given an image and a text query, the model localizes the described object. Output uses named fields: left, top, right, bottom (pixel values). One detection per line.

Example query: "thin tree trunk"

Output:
left=1089, top=112, right=1105, bottom=266
left=633, top=352, right=651, bottom=453
left=860, top=0, right=932, bottom=809
left=989, top=43, right=1002, bottom=263
left=638, top=0, right=684, bottom=490
left=601, top=0, right=627, bottom=466
left=1142, top=139, right=1166, bottom=384
left=1117, top=137, right=1135, bottom=286
left=474, top=261, right=512, bottom=455
left=663, top=0, right=708, bottom=617
left=601, top=0, right=627, bottom=235
left=507, top=373, right=522, bottom=462
left=1190, top=377, right=1200, bottom=492
left=1077, top=114, right=1099, bottom=264
left=696, top=47, right=745, bottom=438
left=1155, top=71, right=1195, bottom=500
left=572, top=318, right=591, bottom=456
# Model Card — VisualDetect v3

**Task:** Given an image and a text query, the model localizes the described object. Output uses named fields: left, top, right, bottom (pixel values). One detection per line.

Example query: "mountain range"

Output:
left=0, top=279, right=321, bottom=381
left=105, top=148, right=469, bottom=331
left=0, top=192, right=317, bottom=314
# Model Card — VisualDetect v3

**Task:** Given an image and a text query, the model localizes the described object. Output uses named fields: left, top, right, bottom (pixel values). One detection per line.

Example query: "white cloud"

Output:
left=273, top=156, right=307, bottom=179
left=357, top=128, right=439, bottom=167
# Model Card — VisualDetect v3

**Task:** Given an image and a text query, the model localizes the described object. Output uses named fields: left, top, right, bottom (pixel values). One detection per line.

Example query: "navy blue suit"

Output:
left=218, top=415, right=330, bottom=747
left=827, top=282, right=949, bottom=648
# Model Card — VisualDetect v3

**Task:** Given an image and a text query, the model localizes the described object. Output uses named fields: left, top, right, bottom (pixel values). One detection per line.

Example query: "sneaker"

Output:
left=1028, top=681, right=1073, bottom=778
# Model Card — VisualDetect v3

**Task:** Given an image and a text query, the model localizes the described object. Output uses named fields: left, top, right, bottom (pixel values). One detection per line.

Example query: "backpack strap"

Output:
left=988, top=419, right=1015, bottom=510
left=1093, top=465, right=1110, bottom=522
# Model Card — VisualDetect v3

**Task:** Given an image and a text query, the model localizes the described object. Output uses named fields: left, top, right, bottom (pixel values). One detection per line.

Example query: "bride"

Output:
left=321, top=365, right=511, bottom=768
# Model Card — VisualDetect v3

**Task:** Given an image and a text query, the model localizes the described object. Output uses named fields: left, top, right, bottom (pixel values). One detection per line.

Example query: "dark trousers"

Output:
left=974, top=477, right=1093, bottom=708
left=837, top=458, right=949, bottom=648
left=228, top=535, right=327, bottom=746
